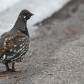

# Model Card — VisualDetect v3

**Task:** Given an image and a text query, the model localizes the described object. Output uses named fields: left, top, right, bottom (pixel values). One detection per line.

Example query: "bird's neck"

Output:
left=14, top=16, right=27, bottom=28
left=13, top=16, right=29, bottom=37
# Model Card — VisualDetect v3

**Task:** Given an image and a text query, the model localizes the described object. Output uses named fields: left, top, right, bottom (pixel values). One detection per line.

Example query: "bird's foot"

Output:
left=7, top=69, right=15, bottom=72
left=7, top=69, right=12, bottom=72
left=11, top=69, right=15, bottom=72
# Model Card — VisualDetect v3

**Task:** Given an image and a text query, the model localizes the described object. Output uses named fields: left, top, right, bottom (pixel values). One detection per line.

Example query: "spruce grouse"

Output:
left=0, top=9, right=34, bottom=71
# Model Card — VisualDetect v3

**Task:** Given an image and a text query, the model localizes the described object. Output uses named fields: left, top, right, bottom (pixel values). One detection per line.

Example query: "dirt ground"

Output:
left=0, top=0, right=84, bottom=84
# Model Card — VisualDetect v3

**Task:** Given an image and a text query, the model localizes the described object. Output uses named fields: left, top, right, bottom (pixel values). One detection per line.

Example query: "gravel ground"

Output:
left=31, top=34, right=84, bottom=84
left=0, top=0, right=84, bottom=84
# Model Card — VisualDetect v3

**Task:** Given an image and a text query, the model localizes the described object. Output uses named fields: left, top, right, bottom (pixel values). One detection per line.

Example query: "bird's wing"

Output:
left=4, top=32, right=29, bottom=49
left=0, top=32, right=8, bottom=48
left=1, top=32, right=29, bottom=60
left=0, top=32, right=8, bottom=59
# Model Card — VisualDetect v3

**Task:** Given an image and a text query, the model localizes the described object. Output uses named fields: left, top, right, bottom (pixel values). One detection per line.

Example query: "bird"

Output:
left=0, top=9, right=34, bottom=72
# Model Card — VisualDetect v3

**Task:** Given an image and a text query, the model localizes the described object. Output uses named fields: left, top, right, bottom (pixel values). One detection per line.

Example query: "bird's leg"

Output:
left=11, top=62, right=15, bottom=72
left=5, top=62, right=11, bottom=71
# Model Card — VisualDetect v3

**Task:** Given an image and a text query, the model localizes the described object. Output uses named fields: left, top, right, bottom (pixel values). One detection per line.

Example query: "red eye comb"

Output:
left=25, top=13, right=29, bottom=15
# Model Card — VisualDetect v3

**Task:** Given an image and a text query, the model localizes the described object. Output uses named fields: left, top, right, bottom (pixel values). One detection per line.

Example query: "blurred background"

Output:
left=0, top=0, right=70, bottom=37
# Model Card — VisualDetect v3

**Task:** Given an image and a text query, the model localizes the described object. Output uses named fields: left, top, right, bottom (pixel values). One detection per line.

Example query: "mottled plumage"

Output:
left=0, top=9, right=34, bottom=71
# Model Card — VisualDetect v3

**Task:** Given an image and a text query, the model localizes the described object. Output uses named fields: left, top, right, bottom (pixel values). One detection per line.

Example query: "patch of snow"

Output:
left=0, top=0, right=70, bottom=36
left=0, top=0, right=21, bottom=12
left=28, top=0, right=71, bottom=26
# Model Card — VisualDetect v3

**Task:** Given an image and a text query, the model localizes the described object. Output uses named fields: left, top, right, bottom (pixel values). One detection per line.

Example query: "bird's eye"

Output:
left=25, top=13, right=29, bottom=15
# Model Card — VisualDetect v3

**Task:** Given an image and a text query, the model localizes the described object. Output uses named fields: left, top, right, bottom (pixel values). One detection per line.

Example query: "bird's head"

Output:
left=19, top=9, right=34, bottom=21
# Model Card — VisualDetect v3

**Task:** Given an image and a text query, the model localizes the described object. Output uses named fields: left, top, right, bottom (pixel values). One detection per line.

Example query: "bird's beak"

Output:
left=30, top=13, right=34, bottom=16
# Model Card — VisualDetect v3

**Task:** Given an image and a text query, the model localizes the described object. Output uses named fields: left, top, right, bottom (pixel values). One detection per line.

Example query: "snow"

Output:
left=0, top=0, right=21, bottom=12
left=28, top=0, right=71, bottom=25
left=0, top=0, right=70, bottom=36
